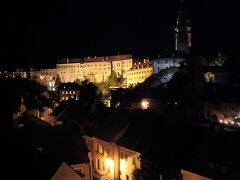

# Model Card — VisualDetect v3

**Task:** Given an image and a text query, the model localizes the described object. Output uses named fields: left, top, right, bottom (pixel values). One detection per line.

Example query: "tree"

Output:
left=108, top=70, right=118, bottom=87
left=210, top=52, right=227, bottom=66
left=75, top=78, right=81, bottom=85
left=117, top=75, right=125, bottom=87
left=55, top=74, right=61, bottom=88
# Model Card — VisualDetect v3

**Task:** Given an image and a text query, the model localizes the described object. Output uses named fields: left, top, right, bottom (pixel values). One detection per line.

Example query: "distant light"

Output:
left=230, top=121, right=235, bottom=125
left=219, top=119, right=223, bottom=123
left=224, top=120, right=229, bottom=124
left=141, top=100, right=149, bottom=110
left=40, top=75, right=45, bottom=80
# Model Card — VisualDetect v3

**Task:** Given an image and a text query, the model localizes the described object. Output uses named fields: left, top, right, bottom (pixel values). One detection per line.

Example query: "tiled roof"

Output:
left=58, top=54, right=133, bottom=64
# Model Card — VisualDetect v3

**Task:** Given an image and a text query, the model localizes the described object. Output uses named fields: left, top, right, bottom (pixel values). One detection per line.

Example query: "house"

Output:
left=14, top=125, right=92, bottom=179
left=83, top=110, right=163, bottom=180
left=59, top=82, right=81, bottom=101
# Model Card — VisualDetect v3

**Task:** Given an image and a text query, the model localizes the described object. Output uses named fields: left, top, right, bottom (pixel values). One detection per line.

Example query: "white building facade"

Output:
left=153, top=57, right=184, bottom=74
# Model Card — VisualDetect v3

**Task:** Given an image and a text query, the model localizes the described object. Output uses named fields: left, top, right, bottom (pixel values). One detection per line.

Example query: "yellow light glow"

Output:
left=105, top=158, right=114, bottom=173
left=40, top=75, right=45, bottom=80
left=120, top=159, right=126, bottom=174
left=141, top=100, right=149, bottom=110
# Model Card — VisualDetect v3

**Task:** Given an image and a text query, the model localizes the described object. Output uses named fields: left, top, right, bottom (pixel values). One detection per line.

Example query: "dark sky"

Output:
left=1, top=0, right=239, bottom=70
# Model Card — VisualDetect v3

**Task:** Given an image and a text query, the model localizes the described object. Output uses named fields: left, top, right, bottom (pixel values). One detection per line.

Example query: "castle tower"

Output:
left=175, top=0, right=191, bottom=53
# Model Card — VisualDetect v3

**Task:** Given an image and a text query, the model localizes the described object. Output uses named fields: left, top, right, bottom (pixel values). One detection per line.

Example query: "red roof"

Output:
left=58, top=54, right=133, bottom=64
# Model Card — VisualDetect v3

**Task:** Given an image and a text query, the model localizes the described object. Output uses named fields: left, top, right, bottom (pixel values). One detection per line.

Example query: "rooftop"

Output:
left=58, top=54, right=133, bottom=64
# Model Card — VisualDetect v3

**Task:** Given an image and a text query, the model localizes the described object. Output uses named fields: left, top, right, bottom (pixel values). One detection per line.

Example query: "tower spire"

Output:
left=175, top=1, right=191, bottom=54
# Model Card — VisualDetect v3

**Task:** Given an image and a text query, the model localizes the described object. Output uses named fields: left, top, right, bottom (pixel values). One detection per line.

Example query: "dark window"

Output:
left=125, top=154, right=128, bottom=161
left=96, top=144, right=99, bottom=153
left=120, top=153, right=123, bottom=159
left=97, top=159, right=100, bottom=170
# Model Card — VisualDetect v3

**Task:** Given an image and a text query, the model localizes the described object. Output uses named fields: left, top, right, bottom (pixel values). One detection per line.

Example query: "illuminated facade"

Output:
left=84, top=136, right=141, bottom=180
left=56, top=60, right=84, bottom=83
left=56, top=54, right=133, bottom=83
left=109, top=55, right=133, bottom=78
left=175, top=1, right=191, bottom=53
left=126, top=60, right=153, bottom=88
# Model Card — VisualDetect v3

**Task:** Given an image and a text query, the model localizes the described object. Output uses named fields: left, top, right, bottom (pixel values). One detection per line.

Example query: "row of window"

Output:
left=58, top=65, right=81, bottom=69
left=96, top=144, right=110, bottom=156
left=156, top=59, right=182, bottom=64
left=59, top=68, right=110, bottom=74
left=94, top=158, right=111, bottom=174
left=61, top=96, right=77, bottom=101
left=127, top=76, right=149, bottom=81
left=95, top=143, right=136, bottom=166
left=127, top=69, right=152, bottom=76
left=61, top=91, right=76, bottom=95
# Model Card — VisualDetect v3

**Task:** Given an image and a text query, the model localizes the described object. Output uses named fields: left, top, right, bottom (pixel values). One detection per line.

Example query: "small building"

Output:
left=126, top=59, right=153, bottom=88
left=84, top=135, right=141, bottom=180
left=83, top=111, right=143, bottom=180
left=59, top=83, right=80, bottom=101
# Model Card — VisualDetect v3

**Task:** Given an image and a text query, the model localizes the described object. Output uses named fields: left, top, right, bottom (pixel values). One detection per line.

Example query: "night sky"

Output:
left=1, top=0, right=239, bottom=70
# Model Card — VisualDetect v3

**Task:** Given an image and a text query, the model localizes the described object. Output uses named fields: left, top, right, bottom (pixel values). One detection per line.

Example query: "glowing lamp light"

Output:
left=230, top=121, right=235, bottom=125
left=219, top=119, right=223, bottom=123
left=120, top=159, right=126, bottom=174
left=224, top=120, right=229, bottom=124
left=141, top=100, right=149, bottom=110
left=40, top=75, right=45, bottom=80
left=105, top=158, right=114, bottom=173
